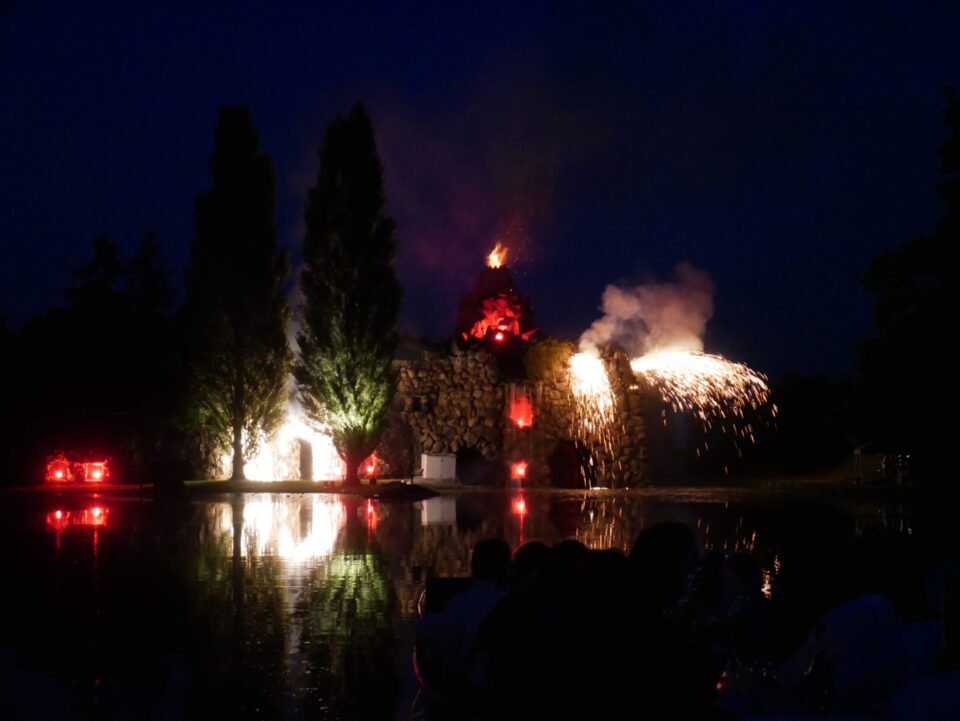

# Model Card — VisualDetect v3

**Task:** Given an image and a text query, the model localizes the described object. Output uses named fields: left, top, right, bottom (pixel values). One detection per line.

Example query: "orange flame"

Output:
left=487, top=242, right=508, bottom=268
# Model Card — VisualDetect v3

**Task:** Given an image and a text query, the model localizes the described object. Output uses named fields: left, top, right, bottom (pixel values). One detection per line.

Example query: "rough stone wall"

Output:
left=391, top=348, right=646, bottom=486
left=395, top=350, right=504, bottom=459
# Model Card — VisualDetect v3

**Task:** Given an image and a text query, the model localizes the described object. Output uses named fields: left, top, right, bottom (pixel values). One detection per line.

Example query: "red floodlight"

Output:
left=46, top=455, right=73, bottom=483
left=510, top=460, right=528, bottom=480
left=83, top=460, right=109, bottom=483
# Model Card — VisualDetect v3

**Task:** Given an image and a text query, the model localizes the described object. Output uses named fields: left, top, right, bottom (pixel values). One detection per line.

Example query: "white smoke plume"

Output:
left=579, top=262, right=715, bottom=357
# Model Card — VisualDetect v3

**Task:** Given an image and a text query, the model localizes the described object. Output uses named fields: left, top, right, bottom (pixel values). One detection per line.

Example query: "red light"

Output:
left=494, top=331, right=504, bottom=341
left=366, top=500, right=374, bottom=515
left=510, top=461, right=528, bottom=480
left=509, top=396, right=534, bottom=428
left=55, top=510, right=62, bottom=519
left=362, top=451, right=379, bottom=478
left=512, top=497, right=527, bottom=515
left=92, top=507, right=102, bottom=518
left=46, top=456, right=72, bottom=483
left=82, top=460, right=108, bottom=482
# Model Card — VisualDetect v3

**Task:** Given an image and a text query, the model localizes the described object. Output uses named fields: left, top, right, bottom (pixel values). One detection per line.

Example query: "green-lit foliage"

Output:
left=296, top=103, right=402, bottom=485
left=183, top=106, right=291, bottom=479
left=524, top=336, right=575, bottom=380
left=297, top=549, right=399, bottom=719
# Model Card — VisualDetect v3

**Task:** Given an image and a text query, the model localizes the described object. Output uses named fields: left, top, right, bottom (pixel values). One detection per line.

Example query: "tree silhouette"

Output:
left=296, top=103, right=402, bottom=486
left=858, top=87, right=959, bottom=477
left=183, top=106, right=290, bottom=480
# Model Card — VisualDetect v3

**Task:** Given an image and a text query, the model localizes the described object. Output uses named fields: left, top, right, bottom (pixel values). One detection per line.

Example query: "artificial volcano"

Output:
left=456, top=243, right=537, bottom=345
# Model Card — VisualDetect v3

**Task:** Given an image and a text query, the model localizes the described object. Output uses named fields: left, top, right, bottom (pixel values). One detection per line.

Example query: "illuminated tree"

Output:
left=295, top=103, right=402, bottom=486
left=183, top=106, right=290, bottom=480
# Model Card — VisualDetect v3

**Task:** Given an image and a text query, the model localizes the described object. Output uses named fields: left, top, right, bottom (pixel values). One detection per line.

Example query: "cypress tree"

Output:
left=184, top=106, right=290, bottom=480
left=296, top=102, right=402, bottom=486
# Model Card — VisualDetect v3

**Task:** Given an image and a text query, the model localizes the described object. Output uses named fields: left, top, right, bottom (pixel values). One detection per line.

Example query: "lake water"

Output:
left=0, top=487, right=925, bottom=719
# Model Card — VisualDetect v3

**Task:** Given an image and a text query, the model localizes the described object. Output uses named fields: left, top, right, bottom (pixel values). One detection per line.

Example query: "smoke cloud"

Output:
left=579, top=262, right=715, bottom=357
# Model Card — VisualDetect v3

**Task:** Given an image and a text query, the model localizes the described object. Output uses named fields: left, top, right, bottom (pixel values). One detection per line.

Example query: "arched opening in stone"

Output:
left=456, top=446, right=501, bottom=486
left=548, top=441, right=581, bottom=488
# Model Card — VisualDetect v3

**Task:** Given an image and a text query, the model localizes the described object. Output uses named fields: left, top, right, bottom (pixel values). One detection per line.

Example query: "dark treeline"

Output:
left=0, top=101, right=400, bottom=487
left=1, top=232, right=182, bottom=484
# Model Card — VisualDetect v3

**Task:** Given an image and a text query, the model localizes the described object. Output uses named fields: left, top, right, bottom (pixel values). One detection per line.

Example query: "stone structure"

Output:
left=387, top=347, right=646, bottom=487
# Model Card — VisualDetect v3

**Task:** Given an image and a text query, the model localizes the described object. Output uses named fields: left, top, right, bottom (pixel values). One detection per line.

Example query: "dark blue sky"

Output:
left=2, top=1, right=958, bottom=379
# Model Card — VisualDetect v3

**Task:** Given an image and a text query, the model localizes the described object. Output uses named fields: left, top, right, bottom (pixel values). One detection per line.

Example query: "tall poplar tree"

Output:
left=184, top=106, right=290, bottom=480
left=296, top=103, right=402, bottom=486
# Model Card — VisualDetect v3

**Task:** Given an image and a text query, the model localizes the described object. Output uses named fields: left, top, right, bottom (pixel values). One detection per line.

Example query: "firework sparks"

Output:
left=629, top=350, right=775, bottom=448
left=569, top=353, right=615, bottom=422
left=486, top=242, right=508, bottom=268
left=567, top=352, right=617, bottom=484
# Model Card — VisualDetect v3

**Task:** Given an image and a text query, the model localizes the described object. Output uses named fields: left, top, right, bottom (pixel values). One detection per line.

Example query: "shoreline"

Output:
left=0, top=477, right=916, bottom=504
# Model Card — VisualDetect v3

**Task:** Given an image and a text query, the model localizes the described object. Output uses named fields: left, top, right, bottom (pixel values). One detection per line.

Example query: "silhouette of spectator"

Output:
left=629, top=521, right=700, bottom=613
left=782, top=593, right=905, bottom=715
left=623, top=523, right=720, bottom=719
left=416, top=538, right=511, bottom=685
left=886, top=577, right=960, bottom=720
left=470, top=542, right=550, bottom=706
left=720, top=552, right=773, bottom=666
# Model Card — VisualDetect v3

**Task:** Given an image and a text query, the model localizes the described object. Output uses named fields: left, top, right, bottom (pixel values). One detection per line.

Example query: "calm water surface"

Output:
left=0, top=488, right=919, bottom=719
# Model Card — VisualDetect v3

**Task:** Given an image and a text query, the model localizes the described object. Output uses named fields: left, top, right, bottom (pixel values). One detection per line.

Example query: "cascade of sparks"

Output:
left=567, top=353, right=617, bottom=484
left=487, top=242, right=508, bottom=268
left=629, top=350, right=775, bottom=453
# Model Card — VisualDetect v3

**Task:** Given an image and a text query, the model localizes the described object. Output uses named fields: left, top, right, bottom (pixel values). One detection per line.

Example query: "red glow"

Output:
left=362, top=451, right=379, bottom=478
left=512, top=497, right=527, bottom=515
left=467, top=296, right=536, bottom=343
left=509, top=396, right=534, bottom=428
left=510, top=461, right=528, bottom=480
left=78, top=507, right=107, bottom=526
left=365, top=498, right=379, bottom=539
left=46, top=455, right=73, bottom=483
left=45, top=506, right=109, bottom=530
left=46, top=454, right=111, bottom=483
left=83, top=461, right=108, bottom=483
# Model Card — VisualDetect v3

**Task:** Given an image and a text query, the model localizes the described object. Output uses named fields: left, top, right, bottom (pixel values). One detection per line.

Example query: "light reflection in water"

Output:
left=45, top=506, right=109, bottom=530
left=226, top=494, right=346, bottom=562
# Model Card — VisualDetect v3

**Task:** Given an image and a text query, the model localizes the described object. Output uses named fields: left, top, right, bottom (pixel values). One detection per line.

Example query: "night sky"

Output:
left=2, top=1, right=959, bottom=379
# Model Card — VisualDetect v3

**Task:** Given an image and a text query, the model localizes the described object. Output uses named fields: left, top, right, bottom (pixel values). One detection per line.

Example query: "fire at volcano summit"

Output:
left=456, top=243, right=537, bottom=346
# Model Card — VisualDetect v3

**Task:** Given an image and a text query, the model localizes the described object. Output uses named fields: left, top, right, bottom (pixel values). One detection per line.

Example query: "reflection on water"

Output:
left=0, top=489, right=924, bottom=719
left=227, top=494, right=345, bottom=562
left=46, top=505, right=109, bottom=532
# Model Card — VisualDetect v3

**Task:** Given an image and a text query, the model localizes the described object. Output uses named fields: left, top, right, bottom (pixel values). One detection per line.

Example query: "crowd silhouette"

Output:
left=416, top=523, right=960, bottom=720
